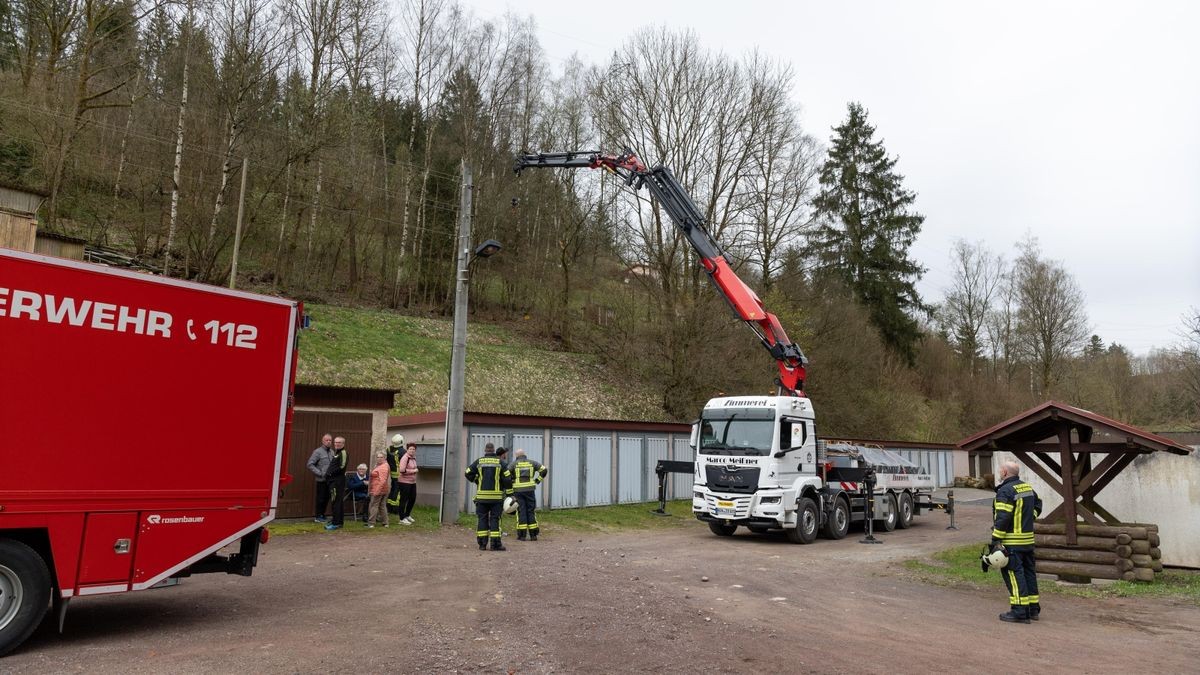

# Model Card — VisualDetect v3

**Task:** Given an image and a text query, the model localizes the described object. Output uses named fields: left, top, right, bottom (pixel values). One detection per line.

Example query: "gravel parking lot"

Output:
left=6, top=503, right=1199, bottom=674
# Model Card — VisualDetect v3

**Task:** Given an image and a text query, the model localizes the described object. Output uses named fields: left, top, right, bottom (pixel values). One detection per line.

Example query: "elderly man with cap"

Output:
left=464, top=442, right=512, bottom=551
left=511, top=449, right=548, bottom=541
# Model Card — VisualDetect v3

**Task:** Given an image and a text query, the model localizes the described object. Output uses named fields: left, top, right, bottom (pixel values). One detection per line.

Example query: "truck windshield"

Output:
left=699, top=410, right=774, bottom=456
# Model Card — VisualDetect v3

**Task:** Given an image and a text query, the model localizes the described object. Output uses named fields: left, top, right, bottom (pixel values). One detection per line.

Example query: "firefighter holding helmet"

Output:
left=984, top=460, right=1043, bottom=623
left=511, top=449, right=548, bottom=541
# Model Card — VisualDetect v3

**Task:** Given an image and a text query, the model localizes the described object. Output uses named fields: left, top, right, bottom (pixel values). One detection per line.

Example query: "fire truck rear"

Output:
left=0, top=249, right=300, bottom=656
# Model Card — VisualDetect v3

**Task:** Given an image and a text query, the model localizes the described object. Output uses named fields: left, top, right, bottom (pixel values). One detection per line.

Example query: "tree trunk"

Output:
left=164, top=50, right=190, bottom=276
left=306, top=160, right=322, bottom=283
left=1035, top=560, right=1134, bottom=581
left=106, top=71, right=141, bottom=245
left=1035, top=533, right=1131, bottom=550
left=1034, top=523, right=1150, bottom=540
left=205, top=115, right=241, bottom=279
left=274, top=161, right=292, bottom=286
left=1035, top=548, right=1129, bottom=566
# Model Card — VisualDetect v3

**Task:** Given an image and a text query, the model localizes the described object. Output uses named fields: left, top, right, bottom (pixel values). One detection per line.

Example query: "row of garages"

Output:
left=390, top=411, right=963, bottom=512
left=279, top=390, right=964, bottom=518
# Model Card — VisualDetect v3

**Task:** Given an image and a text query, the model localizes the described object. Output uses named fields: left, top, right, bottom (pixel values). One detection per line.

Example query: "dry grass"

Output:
left=296, top=303, right=668, bottom=420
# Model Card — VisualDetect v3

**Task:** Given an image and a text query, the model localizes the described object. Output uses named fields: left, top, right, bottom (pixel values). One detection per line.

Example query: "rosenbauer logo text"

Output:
left=147, top=514, right=206, bottom=525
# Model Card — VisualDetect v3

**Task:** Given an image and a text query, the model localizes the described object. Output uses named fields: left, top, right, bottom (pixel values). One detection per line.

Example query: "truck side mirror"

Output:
left=689, top=422, right=699, bottom=449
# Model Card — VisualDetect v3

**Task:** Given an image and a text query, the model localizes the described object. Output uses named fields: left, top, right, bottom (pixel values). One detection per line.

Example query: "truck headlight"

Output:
left=694, top=491, right=704, bottom=500
left=759, top=496, right=781, bottom=504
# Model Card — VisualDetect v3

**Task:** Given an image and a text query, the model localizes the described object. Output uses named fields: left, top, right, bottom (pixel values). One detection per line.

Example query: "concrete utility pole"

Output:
left=440, top=161, right=472, bottom=525
left=229, top=156, right=248, bottom=289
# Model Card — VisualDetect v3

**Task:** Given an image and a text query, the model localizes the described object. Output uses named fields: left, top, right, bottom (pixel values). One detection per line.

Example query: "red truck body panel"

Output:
left=0, top=248, right=298, bottom=597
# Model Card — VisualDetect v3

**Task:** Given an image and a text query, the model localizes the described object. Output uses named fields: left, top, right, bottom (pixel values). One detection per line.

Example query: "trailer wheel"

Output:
left=896, top=492, right=914, bottom=529
left=877, top=493, right=898, bottom=532
left=0, top=539, right=52, bottom=657
left=708, top=522, right=737, bottom=537
left=786, top=498, right=818, bottom=544
left=821, top=497, right=850, bottom=540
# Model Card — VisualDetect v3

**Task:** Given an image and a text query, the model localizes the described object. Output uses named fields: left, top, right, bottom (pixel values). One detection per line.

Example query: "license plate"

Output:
left=716, top=507, right=735, bottom=517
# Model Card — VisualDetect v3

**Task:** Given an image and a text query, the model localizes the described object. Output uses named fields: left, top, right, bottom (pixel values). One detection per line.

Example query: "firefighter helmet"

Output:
left=503, top=496, right=517, bottom=515
left=981, top=544, right=1008, bottom=571
left=390, top=433, right=404, bottom=447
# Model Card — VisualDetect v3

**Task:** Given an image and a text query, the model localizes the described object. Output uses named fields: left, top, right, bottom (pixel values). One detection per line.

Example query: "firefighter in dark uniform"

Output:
left=465, top=442, right=512, bottom=551
left=511, top=449, right=548, bottom=541
left=991, top=460, right=1042, bottom=623
left=386, top=434, right=404, bottom=513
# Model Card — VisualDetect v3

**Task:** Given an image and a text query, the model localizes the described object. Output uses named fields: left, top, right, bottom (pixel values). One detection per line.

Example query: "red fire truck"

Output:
left=0, top=248, right=300, bottom=656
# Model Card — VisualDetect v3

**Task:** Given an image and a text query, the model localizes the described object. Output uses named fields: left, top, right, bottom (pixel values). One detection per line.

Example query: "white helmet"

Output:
left=390, top=433, right=404, bottom=447
left=503, top=496, right=517, bottom=515
left=981, top=545, right=1009, bottom=571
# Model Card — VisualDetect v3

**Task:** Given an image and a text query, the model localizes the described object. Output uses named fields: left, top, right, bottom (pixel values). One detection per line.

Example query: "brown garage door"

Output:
left=279, top=410, right=374, bottom=519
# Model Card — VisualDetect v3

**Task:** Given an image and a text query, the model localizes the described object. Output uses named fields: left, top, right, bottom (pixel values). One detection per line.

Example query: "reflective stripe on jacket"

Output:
left=992, top=476, right=1041, bottom=548
left=387, top=446, right=402, bottom=478
left=465, top=455, right=511, bottom=501
left=512, top=459, right=547, bottom=492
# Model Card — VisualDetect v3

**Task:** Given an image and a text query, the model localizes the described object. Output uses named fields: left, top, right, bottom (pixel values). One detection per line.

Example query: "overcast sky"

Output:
left=464, top=0, right=1200, bottom=354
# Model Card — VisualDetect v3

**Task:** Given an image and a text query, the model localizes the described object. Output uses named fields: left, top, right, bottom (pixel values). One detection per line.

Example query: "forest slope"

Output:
left=297, top=304, right=669, bottom=420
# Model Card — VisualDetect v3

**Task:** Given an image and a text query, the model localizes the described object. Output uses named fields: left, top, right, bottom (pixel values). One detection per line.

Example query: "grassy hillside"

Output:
left=296, top=304, right=670, bottom=421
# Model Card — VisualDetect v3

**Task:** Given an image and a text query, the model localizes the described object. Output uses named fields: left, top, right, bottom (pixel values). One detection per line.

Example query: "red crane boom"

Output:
left=514, top=149, right=808, bottom=396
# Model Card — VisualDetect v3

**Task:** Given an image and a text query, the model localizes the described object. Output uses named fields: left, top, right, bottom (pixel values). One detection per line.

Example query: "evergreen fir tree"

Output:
left=810, top=102, right=927, bottom=363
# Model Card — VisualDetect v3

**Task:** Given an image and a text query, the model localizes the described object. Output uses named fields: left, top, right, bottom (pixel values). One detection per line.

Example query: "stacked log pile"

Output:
left=1034, top=523, right=1162, bottom=582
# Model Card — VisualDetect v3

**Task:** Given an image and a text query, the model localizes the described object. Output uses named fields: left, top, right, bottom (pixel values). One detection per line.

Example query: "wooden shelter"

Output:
left=0, top=182, right=48, bottom=252
left=958, top=401, right=1192, bottom=545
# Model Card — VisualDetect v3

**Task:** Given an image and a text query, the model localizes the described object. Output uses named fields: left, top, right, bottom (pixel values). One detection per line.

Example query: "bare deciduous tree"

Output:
left=941, top=239, right=1004, bottom=371
left=1014, top=238, right=1090, bottom=393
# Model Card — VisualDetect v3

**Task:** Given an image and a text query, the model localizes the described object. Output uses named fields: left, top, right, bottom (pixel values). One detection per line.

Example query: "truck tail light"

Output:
left=260, top=528, right=270, bottom=544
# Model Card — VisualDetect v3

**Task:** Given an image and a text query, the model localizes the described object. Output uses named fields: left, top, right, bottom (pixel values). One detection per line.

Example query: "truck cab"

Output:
left=691, top=396, right=823, bottom=537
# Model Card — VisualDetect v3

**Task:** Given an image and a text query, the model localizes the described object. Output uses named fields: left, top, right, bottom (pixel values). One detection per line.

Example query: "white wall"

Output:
left=993, top=449, right=1200, bottom=568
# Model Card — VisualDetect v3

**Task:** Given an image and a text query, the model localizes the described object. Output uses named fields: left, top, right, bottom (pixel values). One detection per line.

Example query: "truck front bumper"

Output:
left=692, top=487, right=793, bottom=525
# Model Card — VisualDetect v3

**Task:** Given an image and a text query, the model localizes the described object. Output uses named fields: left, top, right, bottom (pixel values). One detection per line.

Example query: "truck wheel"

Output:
left=821, top=497, right=850, bottom=540
left=0, top=539, right=52, bottom=657
left=896, top=492, right=914, bottom=529
left=877, top=493, right=898, bottom=532
left=708, top=522, right=737, bottom=537
left=786, top=497, right=818, bottom=544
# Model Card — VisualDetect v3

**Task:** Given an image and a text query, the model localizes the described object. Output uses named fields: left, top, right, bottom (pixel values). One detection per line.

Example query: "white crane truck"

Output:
left=514, top=150, right=942, bottom=544
left=690, top=395, right=938, bottom=542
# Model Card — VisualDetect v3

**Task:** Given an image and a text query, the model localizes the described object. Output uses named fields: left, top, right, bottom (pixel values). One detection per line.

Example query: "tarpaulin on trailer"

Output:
left=825, top=443, right=926, bottom=475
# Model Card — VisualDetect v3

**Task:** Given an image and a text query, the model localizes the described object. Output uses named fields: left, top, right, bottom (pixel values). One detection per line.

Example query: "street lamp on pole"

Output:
left=438, top=166, right=502, bottom=526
